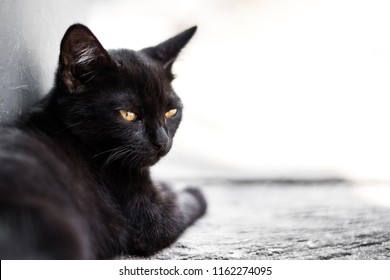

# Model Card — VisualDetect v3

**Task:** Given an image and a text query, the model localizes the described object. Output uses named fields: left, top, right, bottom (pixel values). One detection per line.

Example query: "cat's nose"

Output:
left=152, top=126, right=169, bottom=149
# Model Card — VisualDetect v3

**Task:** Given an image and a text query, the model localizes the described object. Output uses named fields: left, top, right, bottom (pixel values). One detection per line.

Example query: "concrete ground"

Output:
left=136, top=180, right=390, bottom=260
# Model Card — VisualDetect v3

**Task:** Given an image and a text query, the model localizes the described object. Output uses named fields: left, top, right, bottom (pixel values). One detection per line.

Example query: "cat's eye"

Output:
left=119, top=110, right=137, bottom=122
left=165, top=109, right=177, bottom=119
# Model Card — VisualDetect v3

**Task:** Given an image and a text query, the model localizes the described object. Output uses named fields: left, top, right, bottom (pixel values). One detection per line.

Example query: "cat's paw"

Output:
left=184, top=187, right=207, bottom=216
left=154, top=182, right=173, bottom=194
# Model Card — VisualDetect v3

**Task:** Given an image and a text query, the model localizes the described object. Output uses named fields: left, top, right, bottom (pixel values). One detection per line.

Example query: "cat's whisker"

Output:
left=80, top=70, right=95, bottom=77
left=84, top=73, right=97, bottom=84
left=104, top=152, right=124, bottom=167
left=59, top=122, right=84, bottom=132
left=120, top=149, right=140, bottom=168
left=93, top=146, right=125, bottom=158
left=102, top=144, right=138, bottom=168
left=102, top=145, right=128, bottom=167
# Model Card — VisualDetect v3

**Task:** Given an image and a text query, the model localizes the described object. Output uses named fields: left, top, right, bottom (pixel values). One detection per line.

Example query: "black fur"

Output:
left=0, top=24, right=206, bottom=259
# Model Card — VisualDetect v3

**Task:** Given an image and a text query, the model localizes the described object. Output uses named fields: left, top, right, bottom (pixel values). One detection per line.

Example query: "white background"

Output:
left=41, top=0, right=390, bottom=181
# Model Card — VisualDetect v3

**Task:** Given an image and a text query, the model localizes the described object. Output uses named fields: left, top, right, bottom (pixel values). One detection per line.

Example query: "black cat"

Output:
left=0, top=24, right=206, bottom=259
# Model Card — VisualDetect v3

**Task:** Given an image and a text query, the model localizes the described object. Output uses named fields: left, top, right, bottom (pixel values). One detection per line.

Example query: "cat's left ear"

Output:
left=142, top=26, right=197, bottom=70
left=59, top=24, right=116, bottom=93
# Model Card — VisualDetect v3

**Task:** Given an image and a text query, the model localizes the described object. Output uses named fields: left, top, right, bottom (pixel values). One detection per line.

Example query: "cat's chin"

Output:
left=146, top=153, right=167, bottom=166
left=157, top=148, right=170, bottom=158
left=126, top=154, right=165, bottom=169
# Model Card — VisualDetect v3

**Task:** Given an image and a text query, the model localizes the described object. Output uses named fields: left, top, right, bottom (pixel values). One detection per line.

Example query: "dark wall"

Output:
left=0, top=0, right=90, bottom=123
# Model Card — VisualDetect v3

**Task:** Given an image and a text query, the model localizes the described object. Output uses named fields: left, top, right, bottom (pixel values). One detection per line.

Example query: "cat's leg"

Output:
left=154, top=182, right=207, bottom=223
left=176, top=187, right=207, bottom=225
left=125, top=185, right=207, bottom=256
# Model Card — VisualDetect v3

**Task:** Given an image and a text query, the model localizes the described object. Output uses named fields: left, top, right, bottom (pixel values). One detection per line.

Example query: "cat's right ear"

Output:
left=59, top=24, right=115, bottom=94
left=142, top=26, right=197, bottom=70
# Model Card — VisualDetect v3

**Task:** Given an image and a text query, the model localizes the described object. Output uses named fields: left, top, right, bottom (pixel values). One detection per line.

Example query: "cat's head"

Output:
left=54, top=24, right=196, bottom=168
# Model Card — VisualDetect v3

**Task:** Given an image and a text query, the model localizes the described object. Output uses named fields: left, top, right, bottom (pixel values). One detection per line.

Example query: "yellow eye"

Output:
left=119, top=110, right=137, bottom=122
left=165, top=109, right=177, bottom=118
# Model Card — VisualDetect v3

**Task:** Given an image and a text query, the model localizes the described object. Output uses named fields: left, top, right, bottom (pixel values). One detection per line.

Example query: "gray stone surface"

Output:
left=134, top=181, right=390, bottom=260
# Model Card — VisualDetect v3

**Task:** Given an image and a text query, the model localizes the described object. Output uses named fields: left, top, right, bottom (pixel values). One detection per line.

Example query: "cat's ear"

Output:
left=142, top=26, right=197, bottom=70
left=59, top=24, right=115, bottom=93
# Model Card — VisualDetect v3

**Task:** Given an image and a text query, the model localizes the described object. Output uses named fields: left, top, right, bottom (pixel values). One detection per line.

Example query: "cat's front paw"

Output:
left=184, top=187, right=207, bottom=217
left=154, top=181, right=173, bottom=194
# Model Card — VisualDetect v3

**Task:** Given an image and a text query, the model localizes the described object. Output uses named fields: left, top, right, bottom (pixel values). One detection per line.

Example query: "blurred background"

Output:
left=2, top=0, right=390, bottom=182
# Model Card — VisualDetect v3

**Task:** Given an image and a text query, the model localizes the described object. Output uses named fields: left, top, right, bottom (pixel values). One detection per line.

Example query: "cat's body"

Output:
left=0, top=24, right=206, bottom=259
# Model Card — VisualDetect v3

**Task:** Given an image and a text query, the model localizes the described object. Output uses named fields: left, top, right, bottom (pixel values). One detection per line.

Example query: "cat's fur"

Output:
left=0, top=24, right=206, bottom=259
